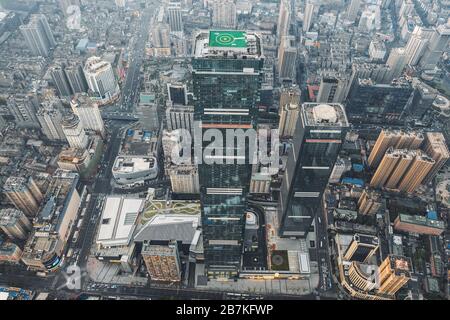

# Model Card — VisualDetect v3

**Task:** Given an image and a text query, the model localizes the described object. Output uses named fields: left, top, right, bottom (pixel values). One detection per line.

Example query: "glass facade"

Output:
left=279, top=103, right=349, bottom=237
left=192, top=33, right=264, bottom=278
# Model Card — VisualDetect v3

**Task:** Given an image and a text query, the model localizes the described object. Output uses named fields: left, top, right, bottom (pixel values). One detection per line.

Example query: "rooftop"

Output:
left=112, top=156, right=156, bottom=174
left=209, top=31, right=247, bottom=48
left=302, top=103, right=349, bottom=127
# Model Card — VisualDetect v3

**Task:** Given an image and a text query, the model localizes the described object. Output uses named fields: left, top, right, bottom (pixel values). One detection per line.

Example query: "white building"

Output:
left=212, top=0, right=236, bottom=29
left=61, top=113, right=89, bottom=149
left=70, top=93, right=105, bottom=137
left=83, top=56, right=119, bottom=105
left=369, top=40, right=387, bottom=61
left=112, top=155, right=158, bottom=185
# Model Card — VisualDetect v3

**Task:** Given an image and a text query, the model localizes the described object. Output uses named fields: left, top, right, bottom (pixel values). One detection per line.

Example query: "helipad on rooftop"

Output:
left=208, top=31, right=247, bottom=48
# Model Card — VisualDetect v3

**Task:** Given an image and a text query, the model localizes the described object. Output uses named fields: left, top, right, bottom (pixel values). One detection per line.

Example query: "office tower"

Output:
left=167, top=83, right=188, bottom=105
left=345, top=78, right=413, bottom=123
left=142, top=240, right=181, bottom=282
left=0, top=208, right=32, bottom=241
left=422, top=132, right=450, bottom=184
left=358, top=189, right=382, bottom=215
left=278, top=103, right=300, bottom=138
left=7, top=94, right=40, bottom=128
left=50, top=64, right=72, bottom=97
left=370, top=148, right=434, bottom=192
left=279, top=85, right=301, bottom=107
left=167, top=1, right=183, bottom=33
left=378, top=255, right=411, bottom=295
left=3, top=176, right=44, bottom=217
left=83, top=56, right=119, bottom=103
left=61, top=113, right=89, bottom=149
left=64, top=63, right=89, bottom=94
left=152, top=23, right=171, bottom=48
left=404, top=26, right=434, bottom=66
left=166, top=103, right=194, bottom=134
left=409, top=79, right=438, bottom=118
left=343, top=234, right=379, bottom=263
left=20, top=14, right=56, bottom=57
left=347, top=63, right=392, bottom=91
left=368, top=40, right=386, bottom=61
left=70, top=93, right=105, bottom=137
left=347, top=0, right=360, bottom=22
left=277, top=0, right=290, bottom=39
left=303, top=2, right=314, bottom=32
left=212, top=0, right=236, bottom=29
left=167, top=165, right=200, bottom=194
left=419, top=23, right=450, bottom=70
left=36, top=99, right=67, bottom=141
left=192, top=31, right=264, bottom=278
left=278, top=36, right=297, bottom=81
left=317, top=75, right=347, bottom=103
left=386, top=48, right=407, bottom=80
left=279, top=103, right=349, bottom=237
left=368, top=129, right=424, bottom=168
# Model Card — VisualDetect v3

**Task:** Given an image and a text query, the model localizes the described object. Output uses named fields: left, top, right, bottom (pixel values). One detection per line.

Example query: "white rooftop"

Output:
left=97, top=196, right=144, bottom=247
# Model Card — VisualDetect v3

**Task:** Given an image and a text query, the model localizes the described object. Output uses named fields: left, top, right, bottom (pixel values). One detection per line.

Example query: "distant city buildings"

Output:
left=3, top=176, right=43, bottom=217
left=20, top=14, right=56, bottom=57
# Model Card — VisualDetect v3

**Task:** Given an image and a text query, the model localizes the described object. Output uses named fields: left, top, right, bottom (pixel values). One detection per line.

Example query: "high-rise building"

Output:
left=167, top=165, right=200, bottom=194
left=212, top=0, right=236, bottom=29
left=345, top=78, right=413, bottom=123
left=278, top=36, right=297, bottom=81
left=386, top=48, right=407, bottom=80
left=358, top=189, right=382, bottom=215
left=167, top=83, right=188, bottom=106
left=152, top=23, right=171, bottom=48
left=61, top=113, right=89, bottom=149
left=277, top=0, right=290, bottom=39
left=167, top=1, right=183, bottom=33
left=166, top=103, right=194, bottom=134
left=409, top=79, right=438, bottom=118
left=368, top=129, right=424, bottom=168
left=70, top=93, right=105, bottom=137
left=20, top=14, right=56, bottom=57
left=343, top=234, right=379, bottom=263
left=64, top=63, right=89, bottom=94
left=142, top=240, right=182, bottom=282
left=378, top=255, right=411, bottom=295
left=419, top=23, right=450, bottom=70
left=346, top=0, right=361, bottom=22
left=0, top=208, right=32, bottom=241
left=279, top=85, right=301, bottom=108
left=192, top=30, right=264, bottom=278
left=36, top=99, right=67, bottom=141
left=50, top=64, right=72, bottom=97
left=422, top=132, right=450, bottom=184
left=393, top=213, right=445, bottom=235
left=278, top=103, right=300, bottom=138
left=279, top=103, right=349, bottom=237
left=404, top=26, right=434, bottom=66
left=7, top=94, right=40, bottom=128
left=370, top=148, right=434, bottom=193
left=316, top=75, right=347, bottom=103
left=3, top=176, right=44, bottom=217
left=83, top=56, right=119, bottom=104
left=303, top=2, right=315, bottom=32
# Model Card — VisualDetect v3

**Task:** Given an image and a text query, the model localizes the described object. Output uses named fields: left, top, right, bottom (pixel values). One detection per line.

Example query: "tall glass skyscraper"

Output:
left=279, top=103, right=349, bottom=237
left=192, top=31, right=264, bottom=278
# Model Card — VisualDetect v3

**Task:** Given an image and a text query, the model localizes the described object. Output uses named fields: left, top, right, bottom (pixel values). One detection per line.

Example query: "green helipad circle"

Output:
left=216, top=34, right=234, bottom=45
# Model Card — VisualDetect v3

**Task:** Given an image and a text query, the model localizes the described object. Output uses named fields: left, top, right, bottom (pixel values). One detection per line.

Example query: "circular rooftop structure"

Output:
left=313, top=104, right=338, bottom=123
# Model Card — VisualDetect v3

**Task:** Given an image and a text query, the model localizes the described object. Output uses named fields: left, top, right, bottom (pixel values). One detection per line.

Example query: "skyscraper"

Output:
left=422, top=132, right=450, bottom=184
left=278, top=36, right=297, bottom=81
left=346, top=0, right=361, bottom=22
left=278, top=103, right=300, bottom=138
left=404, top=26, right=434, bottom=66
left=192, top=30, right=264, bottom=278
left=3, top=176, right=44, bottom=217
left=419, top=23, right=450, bottom=70
left=386, top=48, right=407, bottom=80
left=83, top=56, right=119, bottom=104
left=167, top=1, right=183, bottom=33
left=7, top=94, right=40, bottom=128
left=277, top=0, right=290, bottom=39
left=20, top=14, right=56, bottom=57
left=50, top=64, right=72, bottom=97
left=36, top=99, right=67, bottom=141
left=141, top=240, right=182, bottom=282
left=212, top=0, right=236, bottom=29
left=357, top=189, right=382, bottom=215
left=279, top=103, right=349, bottom=237
left=0, top=208, right=32, bottom=241
left=316, top=75, right=347, bottom=103
left=152, top=23, right=171, bottom=48
left=64, top=63, right=89, bottom=94
left=279, top=85, right=301, bottom=107
left=303, top=2, right=315, bottom=33
left=61, top=113, right=89, bottom=149
left=70, top=93, right=105, bottom=137
left=368, top=129, right=424, bottom=168
left=345, top=78, right=413, bottom=123
left=378, top=255, right=411, bottom=295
